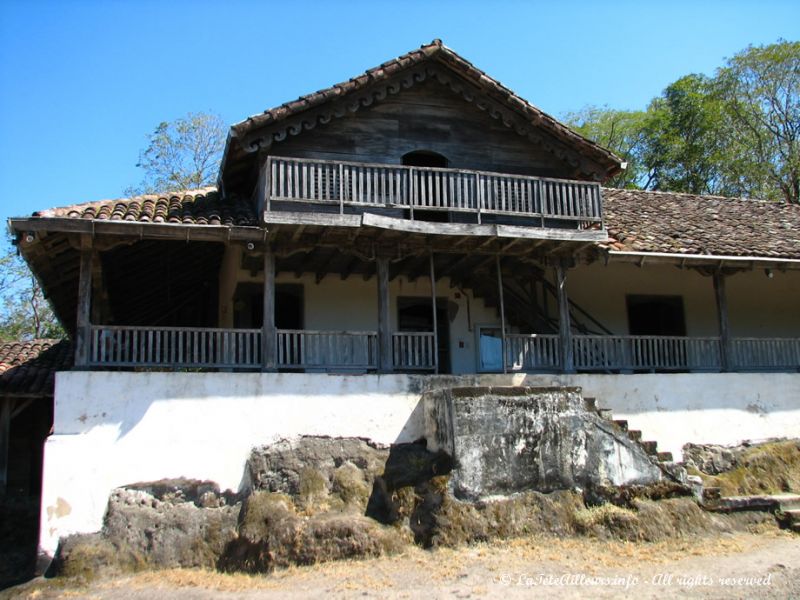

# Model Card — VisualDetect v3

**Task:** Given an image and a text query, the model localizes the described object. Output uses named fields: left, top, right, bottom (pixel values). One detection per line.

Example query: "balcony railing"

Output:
left=506, top=334, right=800, bottom=372
left=88, top=326, right=799, bottom=373
left=392, top=332, right=436, bottom=371
left=277, top=329, right=377, bottom=370
left=89, top=325, right=262, bottom=368
left=572, top=335, right=722, bottom=372
left=265, top=156, right=603, bottom=227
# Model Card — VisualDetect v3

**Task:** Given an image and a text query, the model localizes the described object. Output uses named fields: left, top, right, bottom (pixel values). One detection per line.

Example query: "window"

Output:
left=401, top=150, right=448, bottom=168
left=626, top=295, right=686, bottom=336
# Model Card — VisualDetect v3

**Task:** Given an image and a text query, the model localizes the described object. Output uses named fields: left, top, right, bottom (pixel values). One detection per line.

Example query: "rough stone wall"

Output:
left=425, top=386, right=667, bottom=500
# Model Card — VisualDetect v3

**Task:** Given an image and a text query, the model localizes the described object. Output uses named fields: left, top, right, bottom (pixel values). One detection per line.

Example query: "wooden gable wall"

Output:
left=267, top=78, right=576, bottom=179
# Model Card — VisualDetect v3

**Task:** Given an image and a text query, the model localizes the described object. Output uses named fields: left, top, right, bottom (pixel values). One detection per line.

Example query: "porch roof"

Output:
left=34, top=187, right=257, bottom=227
left=17, top=185, right=800, bottom=262
left=0, top=339, right=73, bottom=398
left=602, top=188, right=800, bottom=261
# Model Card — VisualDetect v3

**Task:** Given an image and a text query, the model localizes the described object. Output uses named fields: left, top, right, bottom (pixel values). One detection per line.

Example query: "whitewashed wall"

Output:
left=40, top=371, right=800, bottom=555
left=567, top=262, right=800, bottom=337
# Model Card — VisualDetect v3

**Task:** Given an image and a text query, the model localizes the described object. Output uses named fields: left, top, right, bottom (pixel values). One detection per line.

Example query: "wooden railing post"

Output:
left=714, top=271, right=732, bottom=372
left=430, top=251, right=439, bottom=374
left=376, top=256, right=392, bottom=373
left=262, top=248, right=277, bottom=371
left=555, top=263, right=574, bottom=373
left=338, top=163, right=345, bottom=214
left=74, top=234, right=93, bottom=367
left=496, top=255, right=507, bottom=374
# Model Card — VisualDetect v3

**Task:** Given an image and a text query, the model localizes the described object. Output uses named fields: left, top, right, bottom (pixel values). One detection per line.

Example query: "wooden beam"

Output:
left=555, top=263, right=574, bottom=373
left=430, top=251, right=439, bottom=375
left=340, top=256, right=360, bottom=281
left=262, top=248, right=277, bottom=371
left=0, top=399, right=9, bottom=496
left=74, top=234, right=93, bottom=367
left=290, top=225, right=306, bottom=243
left=496, top=255, right=507, bottom=374
left=376, top=256, right=392, bottom=373
left=713, top=271, right=731, bottom=371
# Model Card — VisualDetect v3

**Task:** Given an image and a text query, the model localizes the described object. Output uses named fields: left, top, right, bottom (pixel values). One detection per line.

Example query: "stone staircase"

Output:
left=700, top=490, right=800, bottom=533
left=584, top=397, right=678, bottom=466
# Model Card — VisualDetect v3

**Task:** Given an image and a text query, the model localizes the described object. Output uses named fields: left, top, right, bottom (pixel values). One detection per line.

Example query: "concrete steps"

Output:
left=702, top=492, right=800, bottom=532
left=586, top=397, right=677, bottom=469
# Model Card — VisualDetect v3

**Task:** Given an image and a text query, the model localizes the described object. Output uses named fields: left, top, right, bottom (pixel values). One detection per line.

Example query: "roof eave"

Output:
left=605, top=249, right=800, bottom=270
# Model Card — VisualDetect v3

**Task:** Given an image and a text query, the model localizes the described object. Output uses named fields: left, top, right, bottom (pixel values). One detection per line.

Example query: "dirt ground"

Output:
left=4, top=531, right=799, bottom=600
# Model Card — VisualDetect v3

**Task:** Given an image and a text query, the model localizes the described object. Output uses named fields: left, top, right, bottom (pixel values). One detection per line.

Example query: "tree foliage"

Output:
left=714, top=40, right=800, bottom=203
left=565, top=40, right=800, bottom=203
left=0, top=242, right=63, bottom=342
left=126, top=112, right=227, bottom=195
left=563, top=107, right=649, bottom=189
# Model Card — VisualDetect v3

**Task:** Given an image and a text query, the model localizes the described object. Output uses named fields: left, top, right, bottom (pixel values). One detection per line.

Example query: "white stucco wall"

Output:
left=272, top=272, right=501, bottom=374
left=566, top=262, right=800, bottom=337
left=41, top=370, right=800, bottom=556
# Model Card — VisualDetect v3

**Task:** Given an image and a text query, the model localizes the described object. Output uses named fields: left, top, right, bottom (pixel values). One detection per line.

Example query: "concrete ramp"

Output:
left=424, top=386, right=672, bottom=500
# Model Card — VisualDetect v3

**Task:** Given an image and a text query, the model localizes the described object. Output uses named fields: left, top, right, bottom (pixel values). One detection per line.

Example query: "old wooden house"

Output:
left=5, top=40, right=800, bottom=556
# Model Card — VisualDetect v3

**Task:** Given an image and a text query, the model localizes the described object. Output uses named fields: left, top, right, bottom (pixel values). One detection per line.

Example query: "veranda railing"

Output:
left=265, top=156, right=603, bottom=227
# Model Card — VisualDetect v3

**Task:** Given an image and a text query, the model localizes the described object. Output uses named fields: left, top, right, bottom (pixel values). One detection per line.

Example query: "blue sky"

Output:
left=1, top=0, right=799, bottom=225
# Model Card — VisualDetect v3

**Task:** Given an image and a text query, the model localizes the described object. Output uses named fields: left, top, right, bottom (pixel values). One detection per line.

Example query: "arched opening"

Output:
left=402, top=150, right=449, bottom=168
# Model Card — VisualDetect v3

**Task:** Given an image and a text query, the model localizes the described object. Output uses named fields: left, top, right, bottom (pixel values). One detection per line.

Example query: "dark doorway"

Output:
left=626, top=295, right=686, bottom=336
left=401, top=151, right=450, bottom=222
left=397, top=297, right=451, bottom=373
left=233, top=283, right=304, bottom=329
left=401, top=150, right=448, bottom=168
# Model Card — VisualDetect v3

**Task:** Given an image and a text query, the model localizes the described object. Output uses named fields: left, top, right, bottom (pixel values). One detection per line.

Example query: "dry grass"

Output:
left=7, top=530, right=793, bottom=599
left=692, top=440, right=800, bottom=496
left=98, top=531, right=791, bottom=593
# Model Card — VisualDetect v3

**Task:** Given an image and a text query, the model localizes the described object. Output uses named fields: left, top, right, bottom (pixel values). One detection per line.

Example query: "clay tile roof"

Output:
left=603, top=188, right=800, bottom=259
left=34, top=187, right=257, bottom=228
left=0, top=339, right=73, bottom=398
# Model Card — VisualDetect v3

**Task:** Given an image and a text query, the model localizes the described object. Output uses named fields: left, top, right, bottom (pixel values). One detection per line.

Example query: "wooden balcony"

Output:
left=506, top=334, right=800, bottom=373
left=263, top=156, right=604, bottom=229
left=88, top=326, right=799, bottom=373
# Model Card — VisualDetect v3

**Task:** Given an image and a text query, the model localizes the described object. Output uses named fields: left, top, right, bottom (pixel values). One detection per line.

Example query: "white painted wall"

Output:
left=275, top=272, right=500, bottom=374
left=41, top=371, right=800, bottom=556
left=567, top=262, right=800, bottom=337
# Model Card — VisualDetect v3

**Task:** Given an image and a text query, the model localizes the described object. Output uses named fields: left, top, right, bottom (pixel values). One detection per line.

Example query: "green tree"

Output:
left=126, top=112, right=227, bottom=195
left=0, top=242, right=63, bottom=342
left=642, top=74, right=730, bottom=196
left=563, top=106, right=650, bottom=189
left=714, top=40, right=800, bottom=203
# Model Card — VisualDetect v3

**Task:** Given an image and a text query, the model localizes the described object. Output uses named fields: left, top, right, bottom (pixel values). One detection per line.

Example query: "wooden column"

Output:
left=496, top=255, right=507, bottom=374
left=376, top=256, right=392, bottom=372
left=262, top=248, right=277, bottom=371
left=555, top=263, right=574, bottom=373
left=74, top=235, right=93, bottom=367
left=713, top=271, right=731, bottom=372
left=0, top=400, right=10, bottom=496
left=429, top=252, right=439, bottom=374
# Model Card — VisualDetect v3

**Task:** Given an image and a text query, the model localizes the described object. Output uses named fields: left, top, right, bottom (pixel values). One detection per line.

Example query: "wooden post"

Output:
left=714, top=271, right=731, bottom=372
left=0, top=399, right=10, bottom=496
left=429, top=252, right=439, bottom=374
left=262, top=248, right=277, bottom=371
left=556, top=263, right=574, bottom=373
left=496, top=255, right=507, bottom=374
left=74, top=234, right=93, bottom=367
left=338, top=163, right=345, bottom=215
left=376, top=256, right=392, bottom=372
